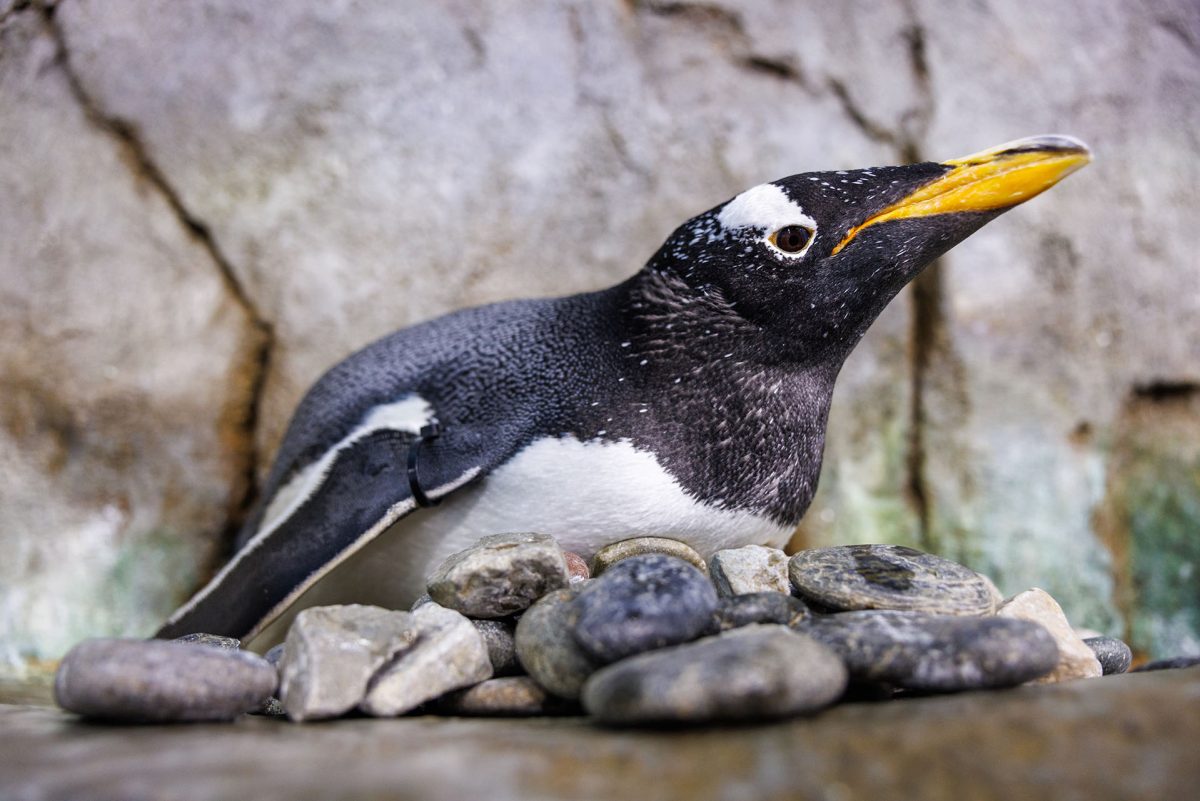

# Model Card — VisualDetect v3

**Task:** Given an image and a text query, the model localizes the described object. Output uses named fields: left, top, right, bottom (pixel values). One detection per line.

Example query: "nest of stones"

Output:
left=56, top=535, right=1158, bottom=726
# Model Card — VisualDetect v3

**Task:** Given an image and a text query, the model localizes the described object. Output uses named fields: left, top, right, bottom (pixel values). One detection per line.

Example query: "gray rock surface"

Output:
left=6, top=670, right=1200, bottom=801
left=582, top=625, right=847, bottom=724
left=997, top=589, right=1102, bottom=683
left=279, top=605, right=417, bottom=722
left=590, top=538, right=708, bottom=576
left=54, top=638, right=276, bottom=722
left=712, top=592, right=809, bottom=631
left=571, top=554, right=719, bottom=663
left=436, top=676, right=574, bottom=717
left=800, top=610, right=1060, bottom=691
left=514, top=589, right=599, bottom=700
left=472, top=619, right=521, bottom=677
left=709, top=545, right=791, bottom=597
left=0, top=7, right=261, bottom=677
left=427, top=533, right=570, bottom=619
left=789, top=545, right=996, bottom=616
left=361, top=604, right=492, bottom=717
left=1084, top=636, right=1133, bottom=676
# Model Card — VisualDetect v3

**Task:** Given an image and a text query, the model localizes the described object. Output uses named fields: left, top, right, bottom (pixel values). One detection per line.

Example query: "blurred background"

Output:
left=1, top=0, right=1197, bottom=686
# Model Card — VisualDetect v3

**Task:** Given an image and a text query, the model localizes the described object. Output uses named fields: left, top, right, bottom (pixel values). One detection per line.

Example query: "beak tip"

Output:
left=953, top=134, right=1093, bottom=166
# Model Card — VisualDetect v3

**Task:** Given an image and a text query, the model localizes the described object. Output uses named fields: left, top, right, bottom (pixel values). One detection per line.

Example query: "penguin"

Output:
left=158, top=135, right=1091, bottom=643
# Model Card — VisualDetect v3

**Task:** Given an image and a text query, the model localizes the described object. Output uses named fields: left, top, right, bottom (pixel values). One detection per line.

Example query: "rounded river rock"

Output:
left=55, top=638, right=277, bottom=722
left=581, top=625, right=847, bottom=724
left=515, top=588, right=600, bottom=699
left=590, top=537, right=708, bottom=576
left=1084, top=636, right=1133, bottom=675
left=571, top=554, right=719, bottom=663
left=789, top=545, right=996, bottom=616
left=798, top=610, right=1060, bottom=691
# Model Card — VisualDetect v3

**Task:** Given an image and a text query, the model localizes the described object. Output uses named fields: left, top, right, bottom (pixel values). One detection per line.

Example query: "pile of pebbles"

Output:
left=55, top=533, right=1192, bottom=726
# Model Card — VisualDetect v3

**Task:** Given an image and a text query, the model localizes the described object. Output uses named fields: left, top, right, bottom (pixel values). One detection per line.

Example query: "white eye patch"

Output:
left=717, top=183, right=817, bottom=258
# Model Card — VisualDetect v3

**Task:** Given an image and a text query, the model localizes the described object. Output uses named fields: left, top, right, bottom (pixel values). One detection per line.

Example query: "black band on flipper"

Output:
left=407, top=423, right=443, bottom=507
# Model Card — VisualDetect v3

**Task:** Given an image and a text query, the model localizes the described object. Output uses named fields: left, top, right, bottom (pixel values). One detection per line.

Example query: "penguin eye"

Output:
left=770, top=225, right=813, bottom=255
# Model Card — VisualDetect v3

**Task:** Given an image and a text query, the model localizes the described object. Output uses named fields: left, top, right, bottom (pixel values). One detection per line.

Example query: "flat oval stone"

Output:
left=571, top=554, right=719, bottom=663
left=709, top=545, right=790, bottom=596
left=473, top=618, right=521, bottom=677
left=590, top=537, right=707, bottom=576
left=436, top=676, right=575, bottom=717
left=712, top=592, right=810, bottom=631
left=798, top=610, right=1059, bottom=691
left=1084, top=636, right=1133, bottom=675
left=514, top=588, right=600, bottom=699
left=789, top=545, right=995, bottom=616
left=581, top=625, right=847, bottom=724
left=55, top=638, right=277, bottom=722
left=427, top=532, right=570, bottom=619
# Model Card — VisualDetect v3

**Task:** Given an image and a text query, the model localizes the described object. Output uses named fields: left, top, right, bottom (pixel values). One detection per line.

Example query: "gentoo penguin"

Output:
left=158, top=135, right=1091, bottom=643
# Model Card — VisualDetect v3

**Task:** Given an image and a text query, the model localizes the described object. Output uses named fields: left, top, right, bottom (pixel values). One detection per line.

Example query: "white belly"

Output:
left=249, top=435, right=793, bottom=648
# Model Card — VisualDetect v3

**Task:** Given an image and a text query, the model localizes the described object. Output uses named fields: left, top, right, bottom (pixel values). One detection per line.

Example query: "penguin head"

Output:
left=648, top=135, right=1091, bottom=364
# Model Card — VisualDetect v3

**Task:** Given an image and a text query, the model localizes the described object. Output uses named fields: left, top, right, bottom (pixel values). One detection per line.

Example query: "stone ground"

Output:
left=1, top=669, right=1197, bottom=801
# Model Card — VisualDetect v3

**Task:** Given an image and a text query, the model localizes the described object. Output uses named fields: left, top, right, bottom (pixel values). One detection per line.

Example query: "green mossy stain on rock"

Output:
left=102, top=528, right=204, bottom=638
left=1096, top=388, right=1200, bottom=659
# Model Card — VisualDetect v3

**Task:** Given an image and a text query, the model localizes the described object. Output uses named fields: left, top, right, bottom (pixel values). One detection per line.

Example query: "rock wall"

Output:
left=1, top=0, right=1196, bottom=677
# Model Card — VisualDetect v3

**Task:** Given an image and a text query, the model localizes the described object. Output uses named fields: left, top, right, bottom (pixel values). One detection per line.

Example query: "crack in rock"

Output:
left=39, top=2, right=275, bottom=559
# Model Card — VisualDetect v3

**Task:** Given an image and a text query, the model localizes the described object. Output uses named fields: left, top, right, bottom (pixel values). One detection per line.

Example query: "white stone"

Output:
left=360, top=604, right=492, bottom=717
left=279, top=605, right=417, bottom=722
left=997, top=589, right=1103, bottom=684
left=709, top=546, right=791, bottom=597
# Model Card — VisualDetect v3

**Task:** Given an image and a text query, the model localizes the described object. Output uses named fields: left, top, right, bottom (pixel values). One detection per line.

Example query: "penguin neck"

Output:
left=599, top=269, right=837, bottom=524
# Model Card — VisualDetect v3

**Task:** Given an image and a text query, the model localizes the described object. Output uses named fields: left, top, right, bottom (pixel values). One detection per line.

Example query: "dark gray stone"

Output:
left=54, top=638, right=277, bottom=722
left=581, top=625, right=847, bottom=724
left=571, top=554, right=719, bottom=664
left=250, top=697, right=286, bottom=717
left=789, top=545, right=996, bottom=616
left=514, top=588, right=600, bottom=700
left=1084, top=636, right=1133, bottom=675
left=1131, top=655, right=1200, bottom=672
left=798, top=610, right=1060, bottom=691
left=712, top=592, right=810, bottom=631
left=435, top=677, right=577, bottom=717
left=473, top=618, right=521, bottom=677
left=427, top=532, right=570, bottom=619
left=173, top=633, right=241, bottom=650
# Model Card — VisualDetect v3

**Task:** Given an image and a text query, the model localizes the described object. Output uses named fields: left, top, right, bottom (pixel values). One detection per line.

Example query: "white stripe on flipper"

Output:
left=241, top=466, right=481, bottom=642
left=164, top=395, right=434, bottom=627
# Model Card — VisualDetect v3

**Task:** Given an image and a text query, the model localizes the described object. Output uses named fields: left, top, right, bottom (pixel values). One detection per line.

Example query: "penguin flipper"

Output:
left=155, top=426, right=488, bottom=641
